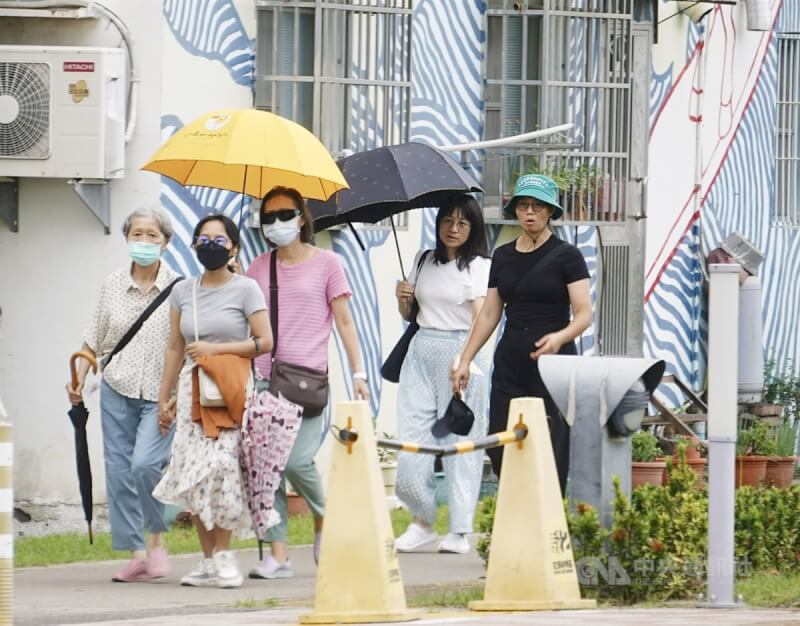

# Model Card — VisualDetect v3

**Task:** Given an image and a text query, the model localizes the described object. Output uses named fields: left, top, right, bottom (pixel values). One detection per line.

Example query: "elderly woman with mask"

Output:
left=66, top=207, right=181, bottom=583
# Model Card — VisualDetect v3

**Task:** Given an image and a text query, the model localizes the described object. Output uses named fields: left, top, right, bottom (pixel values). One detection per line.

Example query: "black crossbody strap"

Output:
left=103, top=276, right=184, bottom=368
left=269, top=251, right=279, bottom=360
left=514, top=239, right=568, bottom=298
left=410, top=249, right=432, bottom=322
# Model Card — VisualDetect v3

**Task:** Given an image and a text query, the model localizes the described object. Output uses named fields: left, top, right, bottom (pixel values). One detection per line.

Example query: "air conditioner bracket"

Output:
left=71, top=179, right=111, bottom=234
left=0, top=178, right=19, bottom=233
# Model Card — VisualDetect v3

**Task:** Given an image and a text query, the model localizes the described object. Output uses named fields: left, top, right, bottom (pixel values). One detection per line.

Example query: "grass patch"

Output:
left=16, top=506, right=455, bottom=568
left=407, top=583, right=483, bottom=608
left=232, top=596, right=280, bottom=610
left=16, top=514, right=315, bottom=568
left=736, top=571, right=800, bottom=608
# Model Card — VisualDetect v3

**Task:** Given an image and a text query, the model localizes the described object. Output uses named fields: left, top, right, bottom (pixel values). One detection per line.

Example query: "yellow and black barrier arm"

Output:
left=331, top=416, right=528, bottom=457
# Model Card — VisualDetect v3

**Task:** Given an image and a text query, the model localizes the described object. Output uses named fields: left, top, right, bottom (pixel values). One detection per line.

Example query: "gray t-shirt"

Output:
left=169, top=274, right=267, bottom=344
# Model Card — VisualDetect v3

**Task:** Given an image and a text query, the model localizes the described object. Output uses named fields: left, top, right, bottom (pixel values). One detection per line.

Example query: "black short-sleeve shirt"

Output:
left=488, top=236, right=590, bottom=333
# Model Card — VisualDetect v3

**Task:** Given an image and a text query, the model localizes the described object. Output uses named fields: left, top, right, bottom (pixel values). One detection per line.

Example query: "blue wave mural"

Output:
left=650, top=62, right=674, bottom=128
left=163, top=0, right=255, bottom=88
left=646, top=0, right=800, bottom=409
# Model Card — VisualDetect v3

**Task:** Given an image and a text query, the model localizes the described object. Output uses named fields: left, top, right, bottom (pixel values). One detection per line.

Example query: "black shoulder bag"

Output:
left=380, top=250, right=432, bottom=383
left=268, top=252, right=330, bottom=417
left=102, top=277, right=184, bottom=369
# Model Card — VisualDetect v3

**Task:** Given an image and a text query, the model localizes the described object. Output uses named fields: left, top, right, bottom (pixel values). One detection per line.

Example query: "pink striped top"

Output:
left=246, top=249, right=352, bottom=379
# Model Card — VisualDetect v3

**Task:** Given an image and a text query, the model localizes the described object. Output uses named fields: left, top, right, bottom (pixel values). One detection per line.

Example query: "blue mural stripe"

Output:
left=163, top=0, right=254, bottom=88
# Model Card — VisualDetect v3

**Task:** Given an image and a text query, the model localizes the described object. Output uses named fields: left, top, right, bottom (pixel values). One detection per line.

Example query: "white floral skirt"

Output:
left=153, top=364, right=253, bottom=534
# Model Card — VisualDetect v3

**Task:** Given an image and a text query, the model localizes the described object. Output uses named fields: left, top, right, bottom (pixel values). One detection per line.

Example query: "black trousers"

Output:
left=486, top=326, right=574, bottom=496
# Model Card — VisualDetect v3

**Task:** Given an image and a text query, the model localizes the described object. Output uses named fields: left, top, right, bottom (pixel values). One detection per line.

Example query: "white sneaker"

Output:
left=438, top=533, right=470, bottom=554
left=180, top=558, right=217, bottom=587
left=395, top=522, right=439, bottom=552
left=248, top=555, right=294, bottom=579
left=213, top=550, right=243, bottom=588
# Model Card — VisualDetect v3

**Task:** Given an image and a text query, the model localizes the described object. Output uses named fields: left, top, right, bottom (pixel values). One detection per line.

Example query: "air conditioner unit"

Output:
left=0, top=45, right=125, bottom=179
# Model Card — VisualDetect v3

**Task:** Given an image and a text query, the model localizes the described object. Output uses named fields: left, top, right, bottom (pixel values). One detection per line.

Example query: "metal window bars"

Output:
left=255, top=0, right=413, bottom=155
left=482, top=0, right=634, bottom=224
left=255, top=0, right=413, bottom=230
left=776, top=35, right=800, bottom=228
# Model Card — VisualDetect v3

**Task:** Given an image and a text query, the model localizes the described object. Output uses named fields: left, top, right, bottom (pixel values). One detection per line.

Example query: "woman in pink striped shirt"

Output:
left=245, top=186, right=370, bottom=580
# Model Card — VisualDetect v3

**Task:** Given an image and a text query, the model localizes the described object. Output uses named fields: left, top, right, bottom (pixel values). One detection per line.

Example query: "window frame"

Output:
left=481, top=0, right=635, bottom=225
left=775, top=33, right=800, bottom=228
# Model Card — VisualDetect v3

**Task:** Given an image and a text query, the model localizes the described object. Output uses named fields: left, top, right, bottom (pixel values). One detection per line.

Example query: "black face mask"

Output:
left=196, top=242, right=230, bottom=270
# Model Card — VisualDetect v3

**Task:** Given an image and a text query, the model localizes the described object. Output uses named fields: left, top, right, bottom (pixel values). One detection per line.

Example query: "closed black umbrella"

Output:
left=68, top=351, right=98, bottom=544
left=308, top=142, right=482, bottom=277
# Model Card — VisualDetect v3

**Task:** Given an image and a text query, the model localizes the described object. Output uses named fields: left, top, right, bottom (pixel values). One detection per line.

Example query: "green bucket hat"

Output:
left=503, top=173, right=563, bottom=221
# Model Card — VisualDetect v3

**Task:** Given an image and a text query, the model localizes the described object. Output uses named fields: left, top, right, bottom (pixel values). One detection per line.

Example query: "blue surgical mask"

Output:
left=262, top=216, right=301, bottom=248
left=128, top=241, right=162, bottom=267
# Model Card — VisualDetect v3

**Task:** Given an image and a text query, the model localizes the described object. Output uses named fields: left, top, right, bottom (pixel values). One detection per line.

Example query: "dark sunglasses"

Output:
left=261, top=208, right=300, bottom=225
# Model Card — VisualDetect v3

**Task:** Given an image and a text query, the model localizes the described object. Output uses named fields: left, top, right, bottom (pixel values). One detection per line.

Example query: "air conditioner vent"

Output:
left=0, top=62, right=50, bottom=159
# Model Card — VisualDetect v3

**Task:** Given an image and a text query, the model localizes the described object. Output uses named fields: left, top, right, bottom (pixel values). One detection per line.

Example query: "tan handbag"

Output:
left=192, top=279, right=226, bottom=407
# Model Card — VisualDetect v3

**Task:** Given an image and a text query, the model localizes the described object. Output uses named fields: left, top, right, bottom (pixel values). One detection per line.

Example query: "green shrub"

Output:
left=774, top=422, right=799, bottom=457
left=738, top=419, right=778, bottom=457
left=631, top=430, right=659, bottom=462
left=476, top=452, right=800, bottom=604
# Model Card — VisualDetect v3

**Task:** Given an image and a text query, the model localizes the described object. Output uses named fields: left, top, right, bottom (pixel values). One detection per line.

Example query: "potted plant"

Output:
left=377, top=434, right=398, bottom=499
left=669, top=437, right=706, bottom=489
left=753, top=360, right=797, bottom=424
left=765, top=422, right=798, bottom=488
left=735, top=418, right=775, bottom=487
left=631, top=430, right=666, bottom=489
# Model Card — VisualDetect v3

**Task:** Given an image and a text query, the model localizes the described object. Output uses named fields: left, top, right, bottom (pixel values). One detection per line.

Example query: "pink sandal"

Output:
left=111, top=558, right=152, bottom=583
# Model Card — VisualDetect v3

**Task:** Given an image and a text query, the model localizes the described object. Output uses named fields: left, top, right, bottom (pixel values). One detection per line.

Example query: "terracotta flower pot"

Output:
left=673, top=438, right=702, bottom=462
left=661, top=458, right=707, bottom=490
left=632, top=460, right=667, bottom=489
left=765, top=457, right=796, bottom=488
left=734, top=455, right=768, bottom=487
left=753, top=403, right=783, bottom=418
left=287, top=492, right=309, bottom=517
left=687, top=458, right=707, bottom=489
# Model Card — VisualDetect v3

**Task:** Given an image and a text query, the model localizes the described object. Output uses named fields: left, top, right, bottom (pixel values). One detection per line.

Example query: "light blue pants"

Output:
left=396, top=328, right=489, bottom=534
left=100, top=380, right=174, bottom=551
left=255, top=380, right=326, bottom=543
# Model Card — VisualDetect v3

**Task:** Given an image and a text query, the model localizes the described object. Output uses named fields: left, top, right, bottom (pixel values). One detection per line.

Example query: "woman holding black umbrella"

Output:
left=66, top=207, right=180, bottom=583
left=451, top=174, right=592, bottom=495
left=393, top=195, right=491, bottom=555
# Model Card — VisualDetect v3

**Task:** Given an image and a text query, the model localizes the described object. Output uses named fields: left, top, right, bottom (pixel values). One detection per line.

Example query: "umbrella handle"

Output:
left=70, top=351, right=98, bottom=389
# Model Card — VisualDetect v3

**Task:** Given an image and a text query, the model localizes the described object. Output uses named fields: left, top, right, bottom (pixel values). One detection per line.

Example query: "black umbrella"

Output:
left=309, top=142, right=483, bottom=278
left=68, top=351, right=98, bottom=544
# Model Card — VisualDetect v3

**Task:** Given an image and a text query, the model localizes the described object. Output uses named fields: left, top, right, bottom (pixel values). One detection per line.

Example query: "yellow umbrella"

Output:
left=142, top=109, right=348, bottom=201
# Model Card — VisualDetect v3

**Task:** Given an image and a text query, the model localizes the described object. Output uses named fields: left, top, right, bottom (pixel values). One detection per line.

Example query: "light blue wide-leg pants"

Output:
left=100, top=380, right=174, bottom=551
left=395, top=328, right=488, bottom=534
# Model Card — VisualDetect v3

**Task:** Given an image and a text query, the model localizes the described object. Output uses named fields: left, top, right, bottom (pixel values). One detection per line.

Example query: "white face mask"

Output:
left=262, top=215, right=301, bottom=247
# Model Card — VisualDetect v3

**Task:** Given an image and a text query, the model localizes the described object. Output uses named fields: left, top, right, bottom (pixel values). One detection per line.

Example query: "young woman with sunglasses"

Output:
left=245, top=186, right=370, bottom=580
left=154, top=214, right=271, bottom=588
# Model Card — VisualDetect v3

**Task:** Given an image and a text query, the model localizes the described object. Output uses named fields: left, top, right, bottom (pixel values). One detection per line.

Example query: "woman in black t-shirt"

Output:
left=451, top=174, right=592, bottom=494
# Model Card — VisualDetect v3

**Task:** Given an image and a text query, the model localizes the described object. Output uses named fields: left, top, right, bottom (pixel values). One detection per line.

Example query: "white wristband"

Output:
left=352, top=371, right=368, bottom=381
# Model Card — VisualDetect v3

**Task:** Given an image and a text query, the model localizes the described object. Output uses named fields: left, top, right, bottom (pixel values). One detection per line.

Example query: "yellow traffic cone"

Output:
left=469, top=397, right=596, bottom=612
left=300, top=401, right=417, bottom=624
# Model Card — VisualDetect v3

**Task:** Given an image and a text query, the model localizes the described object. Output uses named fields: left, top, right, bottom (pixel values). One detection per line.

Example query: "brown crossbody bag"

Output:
left=268, top=251, right=329, bottom=417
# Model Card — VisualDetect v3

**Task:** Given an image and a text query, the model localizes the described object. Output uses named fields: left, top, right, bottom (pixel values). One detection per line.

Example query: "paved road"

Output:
left=15, top=543, right=485, bottom=625
left=15, top=541, right=800, bottom=626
